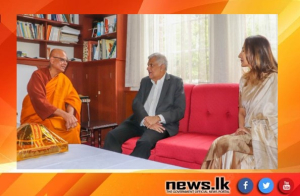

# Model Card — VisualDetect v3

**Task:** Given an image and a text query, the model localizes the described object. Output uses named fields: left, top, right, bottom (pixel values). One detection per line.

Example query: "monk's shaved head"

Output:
left=49, top=49, right=66, bottom=58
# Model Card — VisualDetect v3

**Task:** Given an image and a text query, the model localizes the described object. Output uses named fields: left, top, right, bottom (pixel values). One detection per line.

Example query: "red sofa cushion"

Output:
left=155, top=156, right=200, bottom=169
left=188, top=84, right=239, bottom=136
left=178, top=84, right=194, bottom=133
left=155, top=132, right=218, bottom=167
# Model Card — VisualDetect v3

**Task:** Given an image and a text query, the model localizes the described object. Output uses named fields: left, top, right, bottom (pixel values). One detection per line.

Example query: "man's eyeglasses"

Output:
left=52, top=56, right=68, bottom=64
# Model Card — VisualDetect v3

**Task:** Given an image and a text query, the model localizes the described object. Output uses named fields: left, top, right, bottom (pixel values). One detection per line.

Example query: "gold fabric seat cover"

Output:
left=17, top=123, right=68, bottom=161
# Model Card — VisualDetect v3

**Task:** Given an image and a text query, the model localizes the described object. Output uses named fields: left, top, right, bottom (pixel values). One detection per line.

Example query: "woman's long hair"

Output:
left=243, top=35, right=278, bottom=85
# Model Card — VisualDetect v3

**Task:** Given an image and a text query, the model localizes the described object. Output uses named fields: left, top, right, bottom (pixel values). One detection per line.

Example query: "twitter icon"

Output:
left=258, top=178, right=274, bottom=194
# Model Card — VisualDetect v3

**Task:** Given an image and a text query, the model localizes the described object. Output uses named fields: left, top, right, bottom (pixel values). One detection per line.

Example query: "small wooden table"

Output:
left=81, top=120, right=118, bottom=148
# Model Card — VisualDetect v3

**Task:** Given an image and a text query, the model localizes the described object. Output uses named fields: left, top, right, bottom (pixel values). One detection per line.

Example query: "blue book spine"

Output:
left=97, top=22, right=101, bottom=36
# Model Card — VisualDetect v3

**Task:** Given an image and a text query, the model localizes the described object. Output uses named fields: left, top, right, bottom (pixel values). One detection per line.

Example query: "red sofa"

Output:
left=122, top=83, right=239, bottom=169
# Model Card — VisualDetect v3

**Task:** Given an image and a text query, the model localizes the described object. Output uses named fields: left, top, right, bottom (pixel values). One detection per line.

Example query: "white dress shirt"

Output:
left=141, top=74, right=166, bottom=126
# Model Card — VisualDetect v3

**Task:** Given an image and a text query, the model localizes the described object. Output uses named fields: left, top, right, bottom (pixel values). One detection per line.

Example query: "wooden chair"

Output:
left=80, top=96, right=118, bottom=148
left=79, top=95, right=91, bottom=144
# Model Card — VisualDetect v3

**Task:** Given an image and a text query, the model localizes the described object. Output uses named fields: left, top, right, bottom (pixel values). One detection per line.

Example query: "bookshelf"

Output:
left=80, top=14, right=127, bottom=124
left=17, top=14, right=128, bottom=124
left=16, top=14, right=82, bottom=61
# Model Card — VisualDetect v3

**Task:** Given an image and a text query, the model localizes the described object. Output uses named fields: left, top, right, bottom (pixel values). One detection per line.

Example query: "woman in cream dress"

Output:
left=201, top=35, right=278, bottom=169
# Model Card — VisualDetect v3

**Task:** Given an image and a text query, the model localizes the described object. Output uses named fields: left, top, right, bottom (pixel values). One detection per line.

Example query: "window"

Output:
left=246, top=14, right=278, bottom=59
left=126, top=14, right=277, bottom=88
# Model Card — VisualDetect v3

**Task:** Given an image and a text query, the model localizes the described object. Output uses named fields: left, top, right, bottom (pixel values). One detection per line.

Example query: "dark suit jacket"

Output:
left=129, top=73, right=186, bottom=136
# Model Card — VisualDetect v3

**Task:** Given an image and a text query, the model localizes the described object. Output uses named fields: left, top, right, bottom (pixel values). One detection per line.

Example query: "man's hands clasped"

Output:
left=64, top=112, right=78, bottom=131
left=144, top=116, right=165, bottom=133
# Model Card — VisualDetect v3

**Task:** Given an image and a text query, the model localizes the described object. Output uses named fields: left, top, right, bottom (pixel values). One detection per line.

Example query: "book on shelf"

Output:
left=88, top=41, right=98, bottom=61
left=83, top=41, right=88, bottom=62
left=46, top=25, right=52, bottom=40
left=108, top=40, right=117, bottom=59
left=17, top=21, right=44, bottom=39
left=93, top=40, right=103, bottom=61
left=73, top=14, right=79, bottom=25
left=104, top=15, right=116, bottom=34
left=20, top=22, right=28, bottom=38
left=101, top=40, right=107, bottom=60
left=51, top=14, right=67, bottom=23
left=50, top=14, right=57, bottom=21
left=102, top=39, right=116, bottom=59
left=46, top=14, right=79, bottom=24
left=48, top=26, right=61, bottom=41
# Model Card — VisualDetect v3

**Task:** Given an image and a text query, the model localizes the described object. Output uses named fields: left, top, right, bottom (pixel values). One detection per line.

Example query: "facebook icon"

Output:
left=238, top=178, right=253, bottom=194
left=244, top=181, right=248, bottom=189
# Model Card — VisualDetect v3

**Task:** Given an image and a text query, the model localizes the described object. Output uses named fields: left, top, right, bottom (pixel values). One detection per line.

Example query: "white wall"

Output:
left=17, top=42, right=39, bottom=58
left=17, top=42, right=74, bottom=59
left=17, top=64, right=37, bottom=124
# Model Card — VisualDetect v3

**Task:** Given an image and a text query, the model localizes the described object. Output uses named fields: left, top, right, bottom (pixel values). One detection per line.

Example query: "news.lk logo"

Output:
left=165, top=176, right=231, bottom=194
left=258, top=178, right=274, bottom=194
left=278, top=178, right=294, bottom=194
left=237, top=178, right=253, bottom=194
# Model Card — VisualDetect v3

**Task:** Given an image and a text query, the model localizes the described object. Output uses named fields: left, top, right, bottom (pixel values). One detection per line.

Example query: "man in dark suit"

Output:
left=104, top=53, right=186, bottom=159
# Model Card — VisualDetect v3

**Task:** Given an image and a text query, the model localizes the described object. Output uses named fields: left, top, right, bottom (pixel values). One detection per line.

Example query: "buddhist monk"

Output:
left=21, top=49, right=81, bottom=144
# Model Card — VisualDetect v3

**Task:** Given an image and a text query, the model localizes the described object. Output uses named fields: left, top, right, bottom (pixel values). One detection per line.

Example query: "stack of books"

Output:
left=60, top=26, right=80, bottom=43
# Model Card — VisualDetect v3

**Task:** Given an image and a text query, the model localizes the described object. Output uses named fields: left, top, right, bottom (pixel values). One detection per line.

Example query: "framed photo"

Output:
left=92, top=28, right=98, bottom=38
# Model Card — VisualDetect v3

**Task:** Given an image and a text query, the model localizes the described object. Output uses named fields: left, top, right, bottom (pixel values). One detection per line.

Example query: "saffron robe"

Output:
left=21, top=68, right=82, bottom=144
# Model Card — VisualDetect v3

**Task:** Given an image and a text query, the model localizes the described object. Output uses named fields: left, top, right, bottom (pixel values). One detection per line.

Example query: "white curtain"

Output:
left=125, top=14, right=278, bottom=88
left=125, top=14, right=209, bottom=88
left=245, top=14, right=278, bottom=60
left=209, top=15, right=246, bottom=83
left=210, top=14, right=278, bottom=83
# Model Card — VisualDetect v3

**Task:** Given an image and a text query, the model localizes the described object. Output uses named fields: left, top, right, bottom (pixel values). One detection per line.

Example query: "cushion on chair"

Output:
left=178, top=84, right=194, bottom=133
left=188, top=84, right=239, bottom=136
left=155, top=132, right=218, bottom=166
left=155, top=156, right=201, bottom=169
